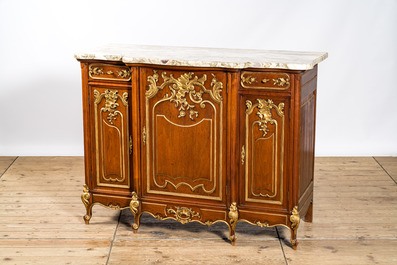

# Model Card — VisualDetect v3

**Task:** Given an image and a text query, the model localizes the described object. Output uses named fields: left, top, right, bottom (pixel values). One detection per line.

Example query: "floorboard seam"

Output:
left=106, top=210, right=122, bottom=265
left=0, top=156, right=18, bottom=179
left=373, top=157, right=397, bottom=185
left=276, top=227, right=288, bottom=265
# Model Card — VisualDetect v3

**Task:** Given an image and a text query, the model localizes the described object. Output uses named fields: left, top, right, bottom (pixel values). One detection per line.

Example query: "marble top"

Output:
left=74, top=44, right=327, bottom=70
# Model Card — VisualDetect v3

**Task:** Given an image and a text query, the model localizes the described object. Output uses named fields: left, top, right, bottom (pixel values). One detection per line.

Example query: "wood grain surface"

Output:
left=0, top=156, right=396, bottom=264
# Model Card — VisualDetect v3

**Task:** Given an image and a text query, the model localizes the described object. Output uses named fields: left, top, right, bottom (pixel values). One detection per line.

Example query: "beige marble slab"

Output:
left=74, top=44, right=328, bottom=70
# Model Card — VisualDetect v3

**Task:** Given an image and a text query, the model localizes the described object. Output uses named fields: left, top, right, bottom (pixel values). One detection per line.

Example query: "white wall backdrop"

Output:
left=0, top=0, right=396, bottom=156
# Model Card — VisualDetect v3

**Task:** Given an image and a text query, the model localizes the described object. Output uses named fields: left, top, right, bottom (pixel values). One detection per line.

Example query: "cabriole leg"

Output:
left=129, top=192, right=141, bottom=233
left=81, top=184, right=93, bottom=224
left=229, top=224, right=237, bottom=246
left=83, top=204, right=93, bottom=225
left=290, top=228, right=298, bottom=250
left=289, top=206, right=300, bottom=250
left=228, top=202, right=239, bottom=246
left=132, top=213, right=142, bottom=234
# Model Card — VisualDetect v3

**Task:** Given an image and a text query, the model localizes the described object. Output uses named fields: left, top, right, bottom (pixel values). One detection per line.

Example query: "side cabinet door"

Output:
left=90, top=86, right=131, bottom=190
left=140, top=68, right=227, bottom=204
left=240, top=94, right=289, bottom=208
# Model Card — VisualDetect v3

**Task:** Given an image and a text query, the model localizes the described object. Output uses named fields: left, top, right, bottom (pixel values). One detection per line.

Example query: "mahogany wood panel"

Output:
left=240, top=71, right=291, bottom=91
left=139, top=67, right=227, bottom=205
left=300, top=65, right=318, bottom=86
left=299, top=92, right=316, bottom=198
left=300, top=74, right=318, bottom=104
left=88, top=85, right=131, bottom=190
left=88, top=63, right=131, bottom=82
left=298, top=74, right=317, bottom=222
left=238, top=93, right=290, bottom=209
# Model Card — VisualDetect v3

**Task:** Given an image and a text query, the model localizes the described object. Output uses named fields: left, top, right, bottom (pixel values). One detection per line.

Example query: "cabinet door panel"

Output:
left=141, top=68, right=227, bottom=202
left=240, top=95, right=289, bottom=208
left=90, top=86, right=131, bottom=189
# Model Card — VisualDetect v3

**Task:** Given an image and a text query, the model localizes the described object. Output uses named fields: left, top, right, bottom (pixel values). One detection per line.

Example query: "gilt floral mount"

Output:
left=146, top=70, right=223, bottom=120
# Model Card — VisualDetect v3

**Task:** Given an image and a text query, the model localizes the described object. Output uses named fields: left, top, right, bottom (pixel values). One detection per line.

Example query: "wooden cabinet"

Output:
left=76, top=45, right=326, bottom=249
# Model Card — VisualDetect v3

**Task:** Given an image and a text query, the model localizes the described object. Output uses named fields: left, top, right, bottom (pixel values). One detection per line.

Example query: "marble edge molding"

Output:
left=74, top=51, right=328, bottom=70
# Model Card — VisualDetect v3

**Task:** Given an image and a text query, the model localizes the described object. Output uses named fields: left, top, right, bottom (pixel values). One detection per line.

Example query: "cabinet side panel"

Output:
left=301, top=65, right=317, bottom=87
left=80, top=63, right=92, bottom=187
left=227, top=72, right=239, bottom=207
left=298, top=76, right=317, bottom=201
left=130, top=66, right=141, bottom=196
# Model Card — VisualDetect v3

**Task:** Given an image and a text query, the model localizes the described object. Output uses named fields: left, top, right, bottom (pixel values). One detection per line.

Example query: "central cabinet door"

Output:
left=140, top=68, right=227, bottom=203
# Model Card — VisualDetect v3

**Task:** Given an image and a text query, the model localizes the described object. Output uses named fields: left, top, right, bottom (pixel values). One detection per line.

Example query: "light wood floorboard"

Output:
left=108, top=239, right=285, bottom=265
left=374, top=157, right=397, bottom=184
left=0, top=157, right=17, bottom=177
left=0, top=157, right=117, bottom=265
left=0, top=156, right=396, bottom=264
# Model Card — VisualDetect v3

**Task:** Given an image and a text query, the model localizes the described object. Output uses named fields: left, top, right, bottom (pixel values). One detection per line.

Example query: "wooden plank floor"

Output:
left=0, top=157, right=396, bottom=264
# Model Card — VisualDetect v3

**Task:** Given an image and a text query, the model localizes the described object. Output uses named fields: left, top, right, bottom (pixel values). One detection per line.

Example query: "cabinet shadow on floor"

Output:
left=118, top=210, right=278, bottom=243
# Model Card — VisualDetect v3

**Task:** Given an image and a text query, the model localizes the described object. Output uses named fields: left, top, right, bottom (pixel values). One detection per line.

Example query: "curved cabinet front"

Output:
left=78, top=58, right=321, bottom=249
left=140, top=68, right=227, bottom=204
